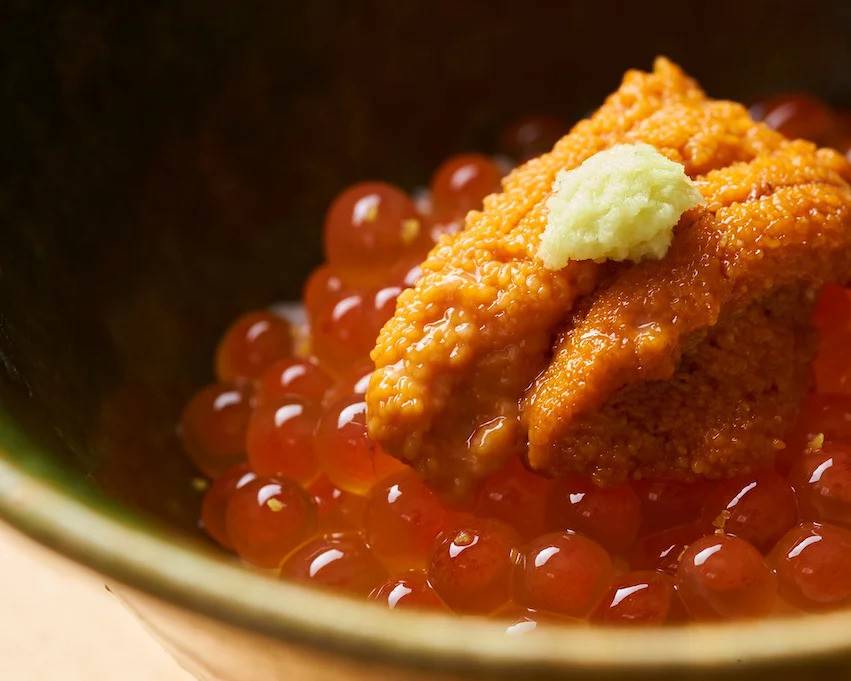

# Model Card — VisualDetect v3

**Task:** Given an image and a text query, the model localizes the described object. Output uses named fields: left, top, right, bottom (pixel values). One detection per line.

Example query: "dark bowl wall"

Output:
left=1, top=1, right=850, bottom=532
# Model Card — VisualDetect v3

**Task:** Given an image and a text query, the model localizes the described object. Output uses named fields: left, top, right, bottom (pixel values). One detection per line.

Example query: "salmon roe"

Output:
left=315, top=396, right=404, bottom=494
left=308, top=474, right=366, bottom=532
left=430, top=153, right=502, bottom=221
left=369, top=571, right=447, bottom=611
left=791, top=444, right=851, bottom=527
left=365, top=470, right=452, bottom=571
left=179, top=105, right=851, bottom=627
left=246, top=398, right=319, bottom=483
left=591, top=570, right=678, bottom=625
left=547, top=476, right=641, bottom=552
left=281, top=533, right=387, bottom=596
left=698, top=471, right=798, bottom=552
left=676, top=534, right=777, bottom=620
left=323, top=182, right=423, bottom=280
left=515, top=531, right=613, bottom=617
left=750, top=94, right=839, bottom=146
left=180, top=383, right=251, bottom=477
left=770, top=522, right=851, bottom=610
left=499, top=115, right=565, bottom=162
left=255, top=357, right=332, bottom=405
left=215, top=311, right=293, bottom=385
left=630, top=524, right=702, bottom=575
left=428, top=519, right=519, bottom=614
left=200, top=464, right=255, bottom=549
left=225, top=476, right=317, bottom=568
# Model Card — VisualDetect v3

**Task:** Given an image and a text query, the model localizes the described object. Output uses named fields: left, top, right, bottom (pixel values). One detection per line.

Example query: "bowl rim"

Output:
left=2, top=413, right=851, bottom=676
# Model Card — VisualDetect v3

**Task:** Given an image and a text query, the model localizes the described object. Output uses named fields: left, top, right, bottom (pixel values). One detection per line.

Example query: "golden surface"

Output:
left=527, top=144, right=851, bottom=481
left=529, top=287, right=816, bottom=482
left=368, top=58, right=851, bottom=486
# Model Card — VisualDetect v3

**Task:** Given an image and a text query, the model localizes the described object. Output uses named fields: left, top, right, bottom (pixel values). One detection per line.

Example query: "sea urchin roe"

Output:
left=532, top=287, right=819, bottom=482
left=368, top=58, right=707, bottom=486
left=528, top=139, right=851, bottom=481
left=676, top=534, right=777, bottom=620
left=368, top=56, right=851, bottom=488
left=538, top=143, right=702, bottom=268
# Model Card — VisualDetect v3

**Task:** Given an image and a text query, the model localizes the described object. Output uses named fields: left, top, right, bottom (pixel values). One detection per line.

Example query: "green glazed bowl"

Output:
left=3, top=3, right=851, bottom=679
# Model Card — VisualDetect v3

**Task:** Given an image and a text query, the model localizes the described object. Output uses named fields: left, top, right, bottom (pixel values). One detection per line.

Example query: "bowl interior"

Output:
left=3, top=1, right=851, bottom=674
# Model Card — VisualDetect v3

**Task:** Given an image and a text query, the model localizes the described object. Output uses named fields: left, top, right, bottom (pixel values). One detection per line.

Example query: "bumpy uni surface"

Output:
left=526, top=144, right=851, bottom=481
left=533, top=287, right=817, bottom=482
left=367, top=58, right=851, bottom=488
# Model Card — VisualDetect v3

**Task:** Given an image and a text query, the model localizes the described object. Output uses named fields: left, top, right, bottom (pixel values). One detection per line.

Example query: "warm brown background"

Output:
left=0, top=522, right=192, bottom=680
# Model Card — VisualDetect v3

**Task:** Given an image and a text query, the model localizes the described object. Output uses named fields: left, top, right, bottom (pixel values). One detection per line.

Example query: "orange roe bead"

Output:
left=514, top=531, right=613, bottom=618
left=792, top=443, right=851, bottom=528
left=215, top=311, right=293, bottom=384
left=323, top=182, right=422, bottom=278
left=315, top=396, right=405, bottom=494
left=430, top=153, right=502, bottom=221
left=499, top=115, right=565, bottom=161
left=365, top=470, right=452, bottom=571
left=369, top=570, right=447, bottom=611
left=225, top=476, right=317, bottom=569
left=180, top=383, right=251, bottom=477
left=770, top=521, right=851, bottom=610
left=474, top=457, right=553, bottom=539
left=629, top=524, right=702, bottom=574
left=750, top=93, right=838, bottom=144
left=245, top=397, right=320, bottom=484
left=633, top=479, right=709, bottom=532
left=699, top=471, right=797, bottom=552
left=390, top=257, right=424, bottom=289
left=307, top=474, right=367, bottom=533
left=255, top=357, right=332, bottom=406
left=310, top=290, right=382, bottom=375
left=812, top=283, right=851, bottom=334
left=676, top=534, right=776, bottom=620
left=200, top=464, right=256, bottom=549
left=281, top=533, right=387, bottom=596
left=547, top=477, right=641, bottom=552
left=322, top=363, right=373, bottom=408
left=311, top=286, right=402, bottom=377
left=411, top=186, right=432, bottom=218
left=370, top=284, right=403, bottom=332
left=304, top=264, right=345, bottom=319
